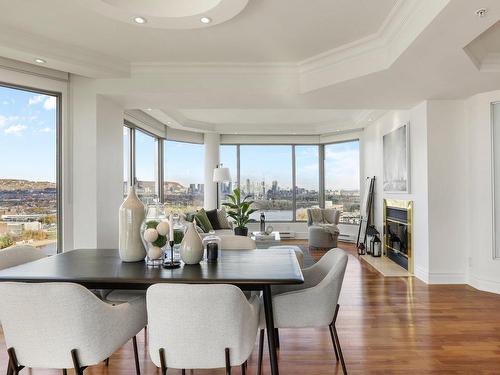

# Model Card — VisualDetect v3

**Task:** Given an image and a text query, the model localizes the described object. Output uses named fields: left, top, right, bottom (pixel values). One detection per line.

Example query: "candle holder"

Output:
left=163, top=240, right=181, bottom=269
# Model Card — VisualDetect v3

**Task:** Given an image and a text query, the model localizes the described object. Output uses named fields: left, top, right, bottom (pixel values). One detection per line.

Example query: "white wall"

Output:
left=465, top=90, right=500, bottom=294
left=70, top=76, right=124, bottom=249
left=426, top=100, right=468, bottom=283
left=361, top=104, right=430, bottom=282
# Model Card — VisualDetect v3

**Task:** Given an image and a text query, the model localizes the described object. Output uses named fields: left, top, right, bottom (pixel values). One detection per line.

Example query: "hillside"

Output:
left=0, top=179, right=56, bottom=191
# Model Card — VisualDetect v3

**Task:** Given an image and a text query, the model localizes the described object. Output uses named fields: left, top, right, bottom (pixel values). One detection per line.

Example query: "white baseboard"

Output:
left=468, top=275, right=500, bottom=294
left=413, top=265, right=429, bottom=283
left=427, top=272, right=466, bottom=284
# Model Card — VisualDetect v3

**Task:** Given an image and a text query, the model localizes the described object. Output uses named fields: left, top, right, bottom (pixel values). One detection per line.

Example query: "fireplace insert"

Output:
left=384, top=200, right=413, bottom=272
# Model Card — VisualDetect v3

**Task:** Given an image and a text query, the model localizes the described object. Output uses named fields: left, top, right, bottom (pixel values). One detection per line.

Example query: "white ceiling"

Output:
left=1, top=0, right=500, bottom=135
left=0, top=0, right=396, bottom=63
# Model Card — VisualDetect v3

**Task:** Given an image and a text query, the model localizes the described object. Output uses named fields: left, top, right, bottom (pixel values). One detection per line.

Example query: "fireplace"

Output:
left=384, top=199, right=413, bottom=272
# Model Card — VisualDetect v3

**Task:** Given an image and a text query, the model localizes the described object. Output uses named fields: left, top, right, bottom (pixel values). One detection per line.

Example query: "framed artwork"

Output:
left=383, top=123, right=410, bottom=193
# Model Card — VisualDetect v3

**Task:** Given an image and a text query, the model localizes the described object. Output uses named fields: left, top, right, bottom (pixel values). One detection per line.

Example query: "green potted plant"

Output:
left=222, top=187, right=257, bottom=236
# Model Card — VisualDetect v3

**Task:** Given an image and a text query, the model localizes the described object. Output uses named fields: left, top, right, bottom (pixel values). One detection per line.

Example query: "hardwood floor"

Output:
left=2, top=242, right=500, bottom=374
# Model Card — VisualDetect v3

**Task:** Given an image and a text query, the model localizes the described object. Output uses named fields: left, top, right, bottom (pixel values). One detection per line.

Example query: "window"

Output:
left=220, top=145, right=238, bottom=204
left=0, top=85, right=59, bottom=254
left=295, top=145, right=320, bottom=221
left=135, top=130, right=158, bottom=203
left=324, top=141, right=360, bottom=224
left=164, top=140, right=204, bottom=213
left=123, top=126, right=130, bottom=197
left=240, top=145, right=293, bottom=221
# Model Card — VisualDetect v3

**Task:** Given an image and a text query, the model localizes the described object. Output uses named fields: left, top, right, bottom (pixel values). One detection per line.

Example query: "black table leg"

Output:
left=263, top=285, right=279, bottom=375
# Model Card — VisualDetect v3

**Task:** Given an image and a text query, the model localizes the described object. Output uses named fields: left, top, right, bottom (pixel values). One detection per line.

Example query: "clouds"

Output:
left=29, top=94, right=56, bottom=111
left=43, top=96, right=56, bottom=110
left=0, top=114, right=6, bottom=128
left=4, top=124, right=27, bottom=135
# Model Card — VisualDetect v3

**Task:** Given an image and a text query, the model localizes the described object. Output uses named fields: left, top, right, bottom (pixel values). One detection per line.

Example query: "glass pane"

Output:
left=0, top=85, right=58, bottom=254
left=164, top=140, right=204, bottom=213
left=324, top=141, right=360, bottom=224
left=135, top=130, right=158, bottom=204
left=240, top=145, right=293, bottom=221
left=220, top=145, right=237, bottom=204
left=123, top=126, right=130, bottom=197
left=295, top=145, right=320, bottom=221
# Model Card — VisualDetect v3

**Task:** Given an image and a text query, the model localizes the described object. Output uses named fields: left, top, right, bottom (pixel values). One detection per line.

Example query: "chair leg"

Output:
left=332, top=304, right=348, bottom=375
left=7, top=348, right=24, bottom=375
left=159, top=348, right=167, bottom=375
left=71, top=349, right=87, bottom=375
left=241, top=361, right=246, bottom=375
left=132, top=336, right=141, bottom=375
left=104, top=357, right=110, bottom=366
left=182, top=370, right=186, bottom=375
left=225, top=348, right=231, bottom=375
left=274, top=328, right=280, bottom=349
left=62, top=369, right=68, bottom=375
left=328, top=324, right=339, bottom=361
left=257, top=329, right=264, bottom=375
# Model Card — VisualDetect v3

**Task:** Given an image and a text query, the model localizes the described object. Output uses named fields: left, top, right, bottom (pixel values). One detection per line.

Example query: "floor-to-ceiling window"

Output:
left=135, top=129, right=158, bottom=203
left=324, top=140, right=360, bottom=224
left=0, top=85, right=59, bottom=254
left=219, top=144, right=238, bottom=204
left=240, top=145, right=293, bottom=221
left=295, top=145, right=320, bottom=221
left=164, top=140, right=204, bottom=213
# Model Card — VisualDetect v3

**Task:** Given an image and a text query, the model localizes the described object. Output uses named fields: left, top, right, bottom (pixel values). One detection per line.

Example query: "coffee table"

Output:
left=252, top=231, right=281, bottom=248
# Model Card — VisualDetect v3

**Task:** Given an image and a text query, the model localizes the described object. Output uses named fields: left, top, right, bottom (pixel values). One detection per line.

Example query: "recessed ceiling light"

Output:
left=134, top=16, right=147, bottom=24
left=167, top=121, right=172, bottom=124
left=475, top=8, right=487, bottom=17
left=34, top=58, right=46, bottom=64
left=146, top=108, right=152, bottom=111
left=200, top=17, right=212, bottom=24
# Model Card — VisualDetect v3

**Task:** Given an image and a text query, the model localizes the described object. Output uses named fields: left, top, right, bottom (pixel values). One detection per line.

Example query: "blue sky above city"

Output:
left=0, top=86, right=57, bottom=182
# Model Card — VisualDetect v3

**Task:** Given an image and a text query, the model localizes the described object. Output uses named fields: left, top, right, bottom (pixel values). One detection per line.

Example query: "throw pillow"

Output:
left=205, top=209, right=222, bottom=230
left=217, top=208, right=232, bottom=229
left=194, top=208, right=213, bottom=233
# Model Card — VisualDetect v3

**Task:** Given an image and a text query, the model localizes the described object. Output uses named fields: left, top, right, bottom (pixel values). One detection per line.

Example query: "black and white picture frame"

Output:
left=383, top=123, right=410, bottom=193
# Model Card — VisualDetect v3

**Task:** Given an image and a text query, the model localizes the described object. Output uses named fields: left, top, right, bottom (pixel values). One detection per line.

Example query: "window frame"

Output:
left=0, top=82, right=63, bottom=252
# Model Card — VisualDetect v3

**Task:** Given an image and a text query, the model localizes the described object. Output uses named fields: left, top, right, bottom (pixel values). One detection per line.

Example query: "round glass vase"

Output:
left=141, top=202, right=169, bottom=267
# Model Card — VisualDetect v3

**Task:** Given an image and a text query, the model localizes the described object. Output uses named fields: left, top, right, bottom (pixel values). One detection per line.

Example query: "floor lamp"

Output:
left=213, top=164, right=231, bottom=209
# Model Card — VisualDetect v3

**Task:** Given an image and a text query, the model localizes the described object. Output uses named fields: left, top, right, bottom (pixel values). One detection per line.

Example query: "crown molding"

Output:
left=299, top=0, right=451, bottom=92
left=0, top=24, right=129, bottom=78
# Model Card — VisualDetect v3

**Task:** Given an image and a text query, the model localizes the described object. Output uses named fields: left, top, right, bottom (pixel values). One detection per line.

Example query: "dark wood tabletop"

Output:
left=0, top=248, right=304, bottom=290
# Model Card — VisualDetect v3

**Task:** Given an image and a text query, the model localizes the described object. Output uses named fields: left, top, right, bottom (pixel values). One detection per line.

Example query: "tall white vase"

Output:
left=119, top=186, right=146, bottom=262
left=179, top=220, right=204, bottom=265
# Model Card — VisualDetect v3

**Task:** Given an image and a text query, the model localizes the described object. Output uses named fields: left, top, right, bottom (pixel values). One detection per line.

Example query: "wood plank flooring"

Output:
left=2, top=242, right=500, bottom=374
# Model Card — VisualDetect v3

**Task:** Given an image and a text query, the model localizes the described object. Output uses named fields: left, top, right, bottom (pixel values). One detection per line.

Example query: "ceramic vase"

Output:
left=119, top=186, right=146, bottom=262
left=179, top=220, right=203, bottom=265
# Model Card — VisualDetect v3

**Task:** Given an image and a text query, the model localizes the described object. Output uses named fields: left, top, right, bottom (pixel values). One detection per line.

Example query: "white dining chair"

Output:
left=0, top=282, right=147, bottom=375
left=147, top=283, right=260, bottom=374
left=257, top=248, right=349, bottom=375
left=0, top=246, right=47, bottom=271
left=219, top=235, right=257, bottom=250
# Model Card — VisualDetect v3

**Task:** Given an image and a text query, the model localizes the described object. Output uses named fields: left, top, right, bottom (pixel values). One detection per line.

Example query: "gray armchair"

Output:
left=307, top=208, right=340, bottom=249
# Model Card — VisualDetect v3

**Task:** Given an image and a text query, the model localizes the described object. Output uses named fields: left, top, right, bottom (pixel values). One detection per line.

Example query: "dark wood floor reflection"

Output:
left=2, top=242, right=500, bottom=374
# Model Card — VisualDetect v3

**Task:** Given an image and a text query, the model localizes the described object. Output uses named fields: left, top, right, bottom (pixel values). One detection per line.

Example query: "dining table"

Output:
left=0, top=247, right=304, bottom=375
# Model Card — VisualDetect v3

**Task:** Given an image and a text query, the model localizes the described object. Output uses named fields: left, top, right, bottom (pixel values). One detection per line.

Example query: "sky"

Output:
left=0, top=85, right=57, bottom=182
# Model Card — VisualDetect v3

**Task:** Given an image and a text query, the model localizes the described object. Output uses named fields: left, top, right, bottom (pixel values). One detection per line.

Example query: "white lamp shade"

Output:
left=213, top=167, right=231, bottom=182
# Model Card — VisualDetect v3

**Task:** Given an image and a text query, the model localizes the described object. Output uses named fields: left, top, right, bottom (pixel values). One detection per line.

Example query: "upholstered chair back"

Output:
left=219, top=235, right=257, bottom=250
left=306, top=208, right=340, bottom=226
left=0, top=246, right=46, bottom=271
left=0, top=282, right=147, bottom=369
left=147, top=284, right=260, bottom=370
left=271, top=249, right=348, bottom=328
